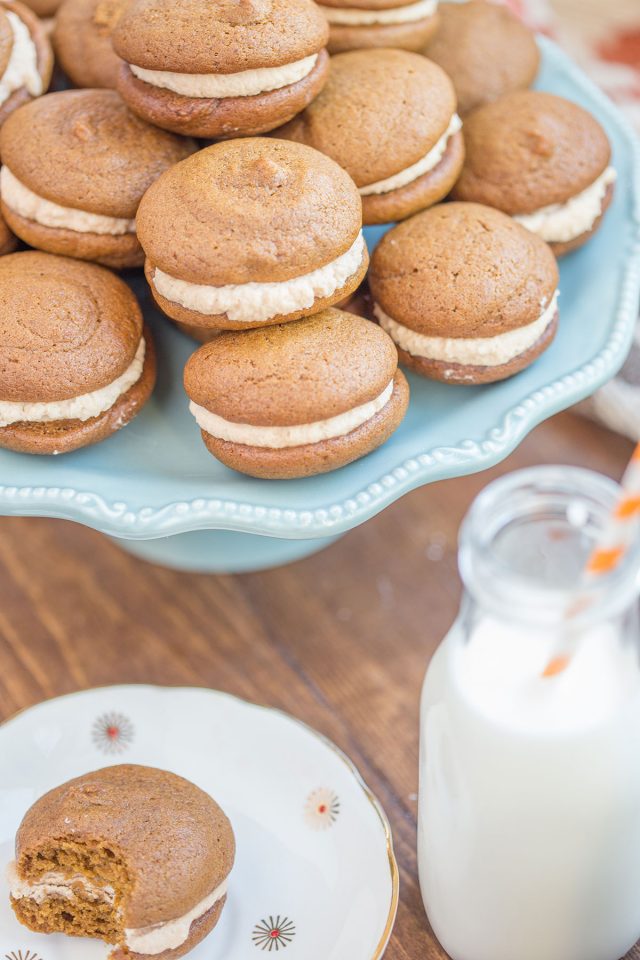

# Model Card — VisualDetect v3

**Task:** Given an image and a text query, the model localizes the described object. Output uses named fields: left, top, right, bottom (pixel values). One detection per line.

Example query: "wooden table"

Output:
left=1, top=410, right=638, bottom=960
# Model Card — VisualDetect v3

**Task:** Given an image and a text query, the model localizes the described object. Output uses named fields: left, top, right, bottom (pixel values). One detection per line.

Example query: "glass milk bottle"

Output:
left=419, top=466, right=640, bottom=960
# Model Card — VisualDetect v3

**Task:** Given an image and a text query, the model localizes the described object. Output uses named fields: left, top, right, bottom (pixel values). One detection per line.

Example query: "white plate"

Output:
left=0, top=686, right=398, bottom=960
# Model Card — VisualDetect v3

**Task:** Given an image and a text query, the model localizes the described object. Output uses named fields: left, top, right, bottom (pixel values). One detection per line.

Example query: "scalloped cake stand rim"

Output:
left=0, top=37, right=639, bottom=547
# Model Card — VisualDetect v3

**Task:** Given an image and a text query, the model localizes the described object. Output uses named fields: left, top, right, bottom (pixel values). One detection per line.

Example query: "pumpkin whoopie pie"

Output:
left=112, top=0, right=330, bottom=139
left=8, top=765, right=235, bottom=960
left=137, top=138, right=369, bottom=339
left=423, top=0, right=540, bottom=117
left=452, top=91, right=616, bottom=256
left=0, top=251, right=156, bottom=454
left=0, top=0, right=52, bottom=130
left=369, top=202, right=560, bottom=385
left=184, top=309, right=409, bottom=479
left=53, top=0, right=126, bottom=89
left=0, top=89, right=197, bottom=268
left=276, top=49, right=463, bottom=225
left=318, top=0, right=439, bottom=53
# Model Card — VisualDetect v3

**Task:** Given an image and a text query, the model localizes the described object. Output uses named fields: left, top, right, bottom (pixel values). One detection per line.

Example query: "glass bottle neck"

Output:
left=458, top=466, right=640, bottom=629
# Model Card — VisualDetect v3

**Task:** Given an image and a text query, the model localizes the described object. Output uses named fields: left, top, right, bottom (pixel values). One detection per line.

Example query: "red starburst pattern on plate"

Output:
left=91, top=711, right=134, bottom=754
left=304, top=788, right=340, bottom=830
left=5, top=951, right=43, bottom=960
left=252, top=917, right=296, bottom=951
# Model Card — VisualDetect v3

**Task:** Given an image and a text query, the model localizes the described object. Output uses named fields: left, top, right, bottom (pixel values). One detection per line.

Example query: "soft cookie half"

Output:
left=184, top=309, right=409, bottom=479
left=8, top=765, right=235, bottom=960
left=276, top=49, right=463, bottom=225
left=138, top=138, right=369, bottom=339
left=112, top=0, right=330, bottom=139
left=369, top=203, right=560, bottom=385
left=0, top=252, right=156, bottom=454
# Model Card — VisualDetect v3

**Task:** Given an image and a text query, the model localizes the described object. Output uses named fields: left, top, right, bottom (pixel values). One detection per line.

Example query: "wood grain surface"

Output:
left=0, top=411, right=638, bottom=959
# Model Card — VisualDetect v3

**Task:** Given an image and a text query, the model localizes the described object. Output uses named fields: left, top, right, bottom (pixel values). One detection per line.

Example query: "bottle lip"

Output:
left=459, top=465, right=640, bottom=625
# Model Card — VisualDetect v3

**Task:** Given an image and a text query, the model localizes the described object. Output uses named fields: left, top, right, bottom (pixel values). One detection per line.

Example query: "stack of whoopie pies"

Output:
left=0, top=0, right=617, bottom=487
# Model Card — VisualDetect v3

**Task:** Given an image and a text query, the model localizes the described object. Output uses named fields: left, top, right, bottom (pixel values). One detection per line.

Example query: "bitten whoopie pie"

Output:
left=0, top=89, right=197, bottom=268
left=112, top=0, right=330, bottom=139
left=184, top=309, right=409, bottom=479
left=318, top=0, right=439, bottom=54
left=423, top=0, right=540, bottom=117
left=0, top=0, right=52, bottom=129
left=137, top=138, right=369, bottom=339
left=369, top=202, right=560, bottom=385
left=8, top=765, right=235, bottom=960
left=452, top=91, right=616, bottom=256
left=276, top=49, right=463, bottom=225
left=53, top=0, right=126, bottom=89
left=0, top=252, right=156, bottom=454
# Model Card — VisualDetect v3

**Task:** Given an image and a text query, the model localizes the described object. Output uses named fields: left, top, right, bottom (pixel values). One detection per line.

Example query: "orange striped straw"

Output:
left=542, top=442, right=640, bottom=678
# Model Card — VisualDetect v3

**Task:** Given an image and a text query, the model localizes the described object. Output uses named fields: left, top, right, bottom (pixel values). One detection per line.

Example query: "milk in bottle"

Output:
left=419, top=467, right=640, bottom=960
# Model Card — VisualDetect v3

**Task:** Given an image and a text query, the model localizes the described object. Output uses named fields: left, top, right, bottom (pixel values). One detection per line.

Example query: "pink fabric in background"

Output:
left=502, top=0, right=639, bottom=126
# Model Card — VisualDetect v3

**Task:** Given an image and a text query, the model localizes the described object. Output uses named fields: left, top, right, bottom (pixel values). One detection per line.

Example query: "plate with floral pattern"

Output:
left=0, top=686, right=398, bottom=960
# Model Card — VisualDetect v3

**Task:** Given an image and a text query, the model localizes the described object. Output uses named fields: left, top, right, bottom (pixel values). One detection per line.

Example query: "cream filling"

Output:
left=153, top=232, right=365, bottom=323
left=0, top=337, right=145, bottom=427
left=190, top=379, right=394, bottom=449
left=124, top=879, right=228, bottom=956
left=0, top=166, right=136, bottom=236
left=374, top=291, right=559, bottom=367
left=0, top=11, right=42, bottom=106
left=320, top=0, right=437, bottom=25
left=7, top=862, right=116, bottom=906
left=7, top=862, right=226, bottom=958
left=514, top=167, right=617, bottom=243
left=360, top=114, right=462, bottom=197
left=129, top=53, right=318, bottom=99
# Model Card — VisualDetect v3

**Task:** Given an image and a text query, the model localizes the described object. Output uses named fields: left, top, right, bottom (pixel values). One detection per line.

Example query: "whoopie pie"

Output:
left=184, top=308, right=409, bottom=479
left=0, top=251, right=156, bottom=454
left=423, top=0, right=539, bottom=116
left=9, top=765, right=235, bottom=959
left=0, top=0, right=52, bottom=130
left=53, top=0, right=126, bottom=89
left=276, top=49, right=463, bottom=225
left=112, top=0, right=330, bottom=139
left=0, top=89, right=197, bottom=268
left=137, top=138, right=369, bottom=339
left=369, top=202, right=560, bottom=385
left=452, top=91, right=616, bottom=256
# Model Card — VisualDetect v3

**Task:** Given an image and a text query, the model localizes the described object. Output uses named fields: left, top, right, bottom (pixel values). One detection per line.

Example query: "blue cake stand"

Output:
left=1, top=38, right=639, bottom=573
